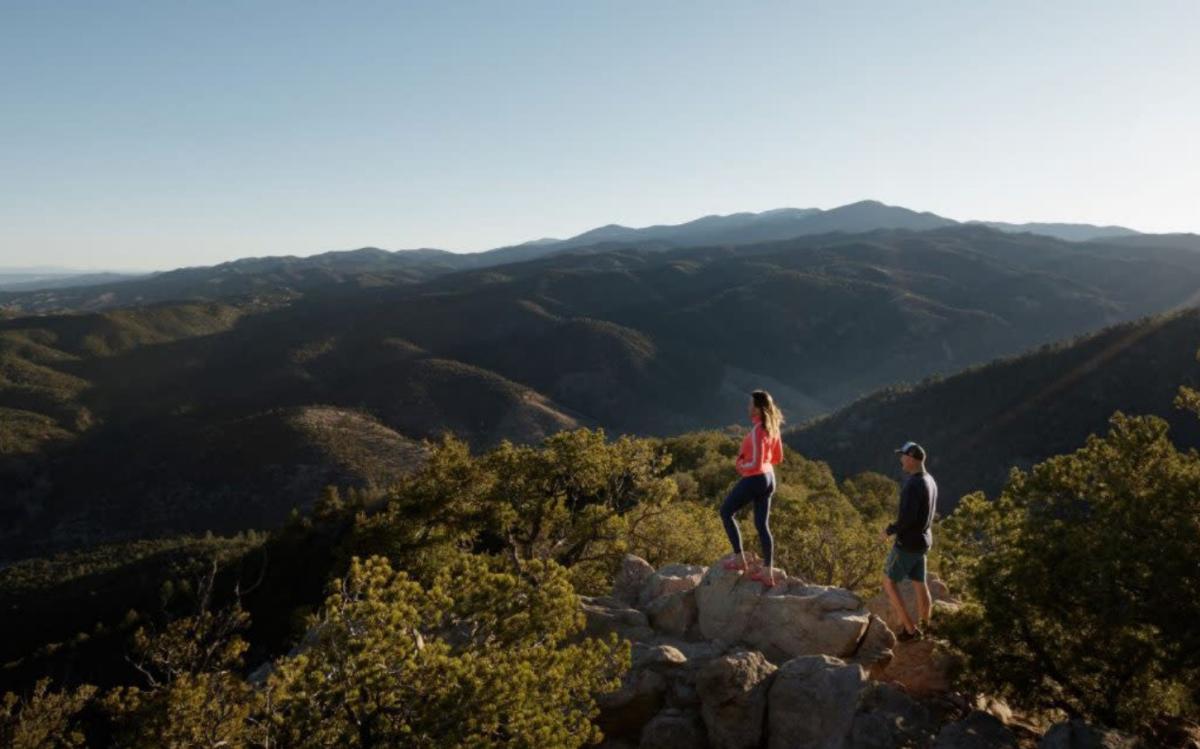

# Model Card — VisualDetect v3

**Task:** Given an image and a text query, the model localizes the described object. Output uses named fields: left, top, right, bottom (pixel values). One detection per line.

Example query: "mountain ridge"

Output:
left=785, top=307, right=1200, bottom=510
left=2, top=201, right=1167, bottom=315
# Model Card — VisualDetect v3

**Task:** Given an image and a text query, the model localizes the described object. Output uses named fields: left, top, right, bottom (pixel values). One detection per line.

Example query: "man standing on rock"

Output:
left=880, top=441, right=937, bottom=642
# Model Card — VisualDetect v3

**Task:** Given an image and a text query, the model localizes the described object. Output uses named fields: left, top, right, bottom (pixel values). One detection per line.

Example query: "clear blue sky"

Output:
left=2, top=1, right=1197, bottom=270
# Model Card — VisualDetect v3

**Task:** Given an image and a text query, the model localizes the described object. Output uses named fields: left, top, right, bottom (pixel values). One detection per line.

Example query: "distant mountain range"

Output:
left=478, top=200, right=954, bottom=263
left=966, top=220, right=1140, bottom=242
left=488, top=200, right=1144, bottom=259
left=4, top=200, right=1190, bottom=315
left=6, top=222, right=1200, bottom=559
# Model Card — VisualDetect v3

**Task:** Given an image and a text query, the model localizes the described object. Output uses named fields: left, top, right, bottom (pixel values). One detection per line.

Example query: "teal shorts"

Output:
left=884, top=546, right=927, bottom=583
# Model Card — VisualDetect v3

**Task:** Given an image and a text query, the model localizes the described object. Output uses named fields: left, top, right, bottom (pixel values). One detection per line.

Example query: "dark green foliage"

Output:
left=103, top=560, right=262, bottom=748
left=770, top=483, right=882, bottom=591
left=840, top=472, right=901, bottom=523
left=941, top=413, right=1200, bottom=729
left=25, top=551, right=626, bottom=748
left=0, top=534, right=263, bottom=694
left=1, top=679, right=97, bottom=748
left=267, top=554, right=628, bottom=748
left=352, top=429, right=679, bottom=594
left=6, top=531, right=626, bottom=747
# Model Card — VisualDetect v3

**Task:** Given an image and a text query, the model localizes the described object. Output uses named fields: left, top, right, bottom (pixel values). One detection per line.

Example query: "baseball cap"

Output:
left=894, top=441, right=926, bottom=460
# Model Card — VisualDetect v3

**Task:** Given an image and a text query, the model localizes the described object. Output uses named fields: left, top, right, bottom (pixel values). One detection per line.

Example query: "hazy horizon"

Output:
left=0, top=198, right=1188, bottom=274
left=0, top=199, right=1181, bottom=276
left=3, top=1, right=1197, bottom=270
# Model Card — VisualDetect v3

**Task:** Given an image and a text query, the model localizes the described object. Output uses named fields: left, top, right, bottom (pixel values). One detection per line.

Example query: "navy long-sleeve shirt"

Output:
left=886, top=471, right=937, bottom=553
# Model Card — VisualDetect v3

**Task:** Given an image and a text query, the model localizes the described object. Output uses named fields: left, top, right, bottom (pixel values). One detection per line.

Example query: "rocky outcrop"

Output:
left=766, top=655, right=865, bottom=749
left=638, top=708, right=708, bottom=749
left=590, top=555, right=884, bottom=668
left=596, top=666, right=669, bottom=740
left=614, top=554, right=657, bottom=606
left=645, top=589, right=698, bottom=638
left=633, top=642, right=689, bottom=672
left=695, top=650, right=776, bottom=749
left=581, top=595, right=656, bottom=643
left=596, top=643, right=695, bottom=740
left=878, top=637, right=963, bottom=697
left=848, top=681, right=937, bottom=747
left=851, top=614, right=896, bottom=676
left=589, top=555, right=982, bottom=749
left=639, top=563, right=707, bottom=607
left=695, top=557, right=872, bottom=662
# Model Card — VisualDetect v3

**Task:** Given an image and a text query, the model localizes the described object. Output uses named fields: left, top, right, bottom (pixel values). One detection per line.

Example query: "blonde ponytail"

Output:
left=752, top=390, right=784, bottom=438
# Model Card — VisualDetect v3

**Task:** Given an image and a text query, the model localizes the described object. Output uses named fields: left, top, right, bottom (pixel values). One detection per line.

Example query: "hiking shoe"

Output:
left=747, top=568, right=777, bottom=588
left=897, top=627, right=924, bottom=643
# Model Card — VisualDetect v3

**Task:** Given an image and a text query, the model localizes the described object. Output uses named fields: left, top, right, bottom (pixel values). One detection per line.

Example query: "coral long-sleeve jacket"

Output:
left=735, top=417, right=783, bottom=477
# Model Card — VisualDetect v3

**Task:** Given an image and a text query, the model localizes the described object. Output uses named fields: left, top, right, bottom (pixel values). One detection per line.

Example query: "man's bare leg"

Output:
left=882, top=577, right=916, bottom=634
left=912, top=580, right=932, bottom=629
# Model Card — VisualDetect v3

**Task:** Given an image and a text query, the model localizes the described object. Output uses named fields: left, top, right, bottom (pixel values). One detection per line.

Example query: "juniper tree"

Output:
left=266, top=553, right=628, bottom=748
left=944, top=412, right=1200, bottom=728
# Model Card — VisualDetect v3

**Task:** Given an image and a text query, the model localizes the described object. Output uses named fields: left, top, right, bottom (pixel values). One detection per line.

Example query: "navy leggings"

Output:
left=719, top=472, right=776, bottom=567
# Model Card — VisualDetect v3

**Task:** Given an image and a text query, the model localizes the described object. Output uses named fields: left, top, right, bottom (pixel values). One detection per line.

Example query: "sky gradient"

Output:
left=2, top=1, right=1198, bottom=270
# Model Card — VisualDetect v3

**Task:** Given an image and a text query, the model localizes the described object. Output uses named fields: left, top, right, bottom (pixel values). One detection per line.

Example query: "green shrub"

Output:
left=942, top=413, right=1200, bottom=728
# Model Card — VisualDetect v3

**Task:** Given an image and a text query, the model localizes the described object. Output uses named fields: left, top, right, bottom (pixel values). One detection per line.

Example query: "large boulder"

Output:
left=645, top=589, right=699, bottom=638
left=662, top=641, right=730, bottom=709
left=695, top=650, right=777, bottom=749
left=766, top=655, right=867, bottom=749
left=581, top=595, right=656, bottom=643
left=639, top=563, right=707, bottom=607
left=1039, top=720, right=1142, bottom=749
left=865, top=573, right=959, bottom=633
left=614, top=554, right=657, bottom=606
left=632, top=642, right=689, bottom=672
left=695, top=561, right=871, bottom=662
left=596, top=644, right=691, bottom=742
left=694, top=560, right=766, bottom=640
left=597, top=667, right=669, bottom=740
left=877, top=638, right=962, bottom=697
left=672, top=639, right=728, bottom=659
left=639, top=708, right=709, bottom=749
left=850, top=614, right=896, bottom=677
left=848, top=681, right=937, bottom=747
left=934, top=711, right=1019, bottom=749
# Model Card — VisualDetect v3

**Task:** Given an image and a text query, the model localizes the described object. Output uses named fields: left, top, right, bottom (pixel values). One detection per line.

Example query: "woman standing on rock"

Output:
left=719, top=389, right=784, bottom=587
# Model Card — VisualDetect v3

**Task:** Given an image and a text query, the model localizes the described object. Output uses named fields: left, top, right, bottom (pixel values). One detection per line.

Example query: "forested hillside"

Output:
left=787, top=308, right=1200, bottom=509
left=6, top=225, right=1200, bottom=558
